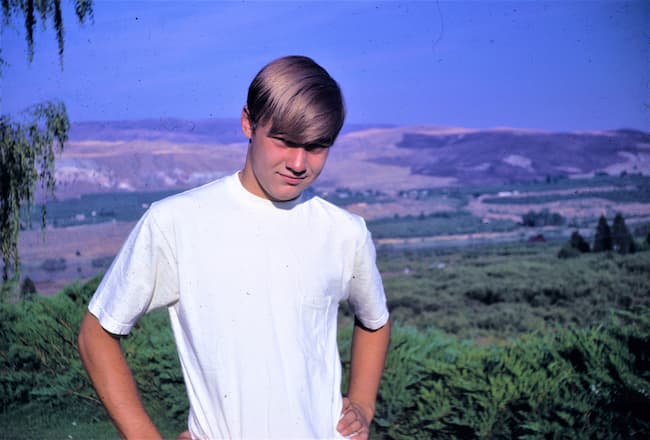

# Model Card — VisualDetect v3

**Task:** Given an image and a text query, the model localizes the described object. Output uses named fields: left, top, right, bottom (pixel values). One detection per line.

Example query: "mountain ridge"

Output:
left=52, top=119, right=649, bottom=200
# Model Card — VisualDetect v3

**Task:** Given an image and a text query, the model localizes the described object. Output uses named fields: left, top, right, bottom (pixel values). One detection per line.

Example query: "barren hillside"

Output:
left=52, top=120, right=649, bottom=199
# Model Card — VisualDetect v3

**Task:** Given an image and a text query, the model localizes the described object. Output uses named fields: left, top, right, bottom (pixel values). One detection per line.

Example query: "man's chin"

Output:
left=270, top=186, right=304, bottom=203
left=272, top=193, right=302, bottom=203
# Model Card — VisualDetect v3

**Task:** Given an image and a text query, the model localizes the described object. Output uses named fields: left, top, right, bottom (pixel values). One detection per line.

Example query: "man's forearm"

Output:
left=78, top=312, right=162, bottom=439
left=346, top=318, right=391, bottom=421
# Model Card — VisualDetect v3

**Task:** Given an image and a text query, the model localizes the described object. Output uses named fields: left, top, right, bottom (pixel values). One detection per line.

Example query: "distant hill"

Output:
left=389, top=128, right=650, bottom=185
left=52, top=120, right=649, bottom=200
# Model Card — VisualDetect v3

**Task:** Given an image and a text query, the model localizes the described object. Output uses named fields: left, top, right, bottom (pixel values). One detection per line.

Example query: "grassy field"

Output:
left=367, top=211, right=519, bottom=239
left=395, top=173, right=649, bottom=202
left=341, top=240, right=650, bottom=340
left=483, top=188, right=650, bottom=205
left=31, top=173, right=650, bottom=230
left=29, top=189, right=181, bottom=228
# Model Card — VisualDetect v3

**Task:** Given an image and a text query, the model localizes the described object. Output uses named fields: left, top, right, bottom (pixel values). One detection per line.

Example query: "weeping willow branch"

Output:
left=1, top=0, right=93, bottom=66
left=0, top=102, right=69, bottom=281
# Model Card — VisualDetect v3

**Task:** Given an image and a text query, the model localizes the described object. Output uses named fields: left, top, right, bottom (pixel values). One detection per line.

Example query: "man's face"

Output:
left=240, top=112, right=330, bottom=202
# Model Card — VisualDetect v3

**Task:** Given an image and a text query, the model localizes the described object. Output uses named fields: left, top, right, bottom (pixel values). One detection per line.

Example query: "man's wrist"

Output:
left=348, top=397, right=375, bottom=423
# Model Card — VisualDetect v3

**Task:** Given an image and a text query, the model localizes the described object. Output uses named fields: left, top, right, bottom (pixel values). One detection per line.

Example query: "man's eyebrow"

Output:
left=268, top=134, right=298, bottom=146
left=268, top=134, right=329, bottom=150
left=304, top=143, right=329, bottom=151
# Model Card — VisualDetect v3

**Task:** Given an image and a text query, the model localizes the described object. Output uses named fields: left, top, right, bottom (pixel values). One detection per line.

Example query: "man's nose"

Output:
left=286, top=147, right=307, bottom=175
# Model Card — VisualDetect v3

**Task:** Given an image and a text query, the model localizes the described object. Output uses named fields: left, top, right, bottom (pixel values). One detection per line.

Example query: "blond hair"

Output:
left=246, top=55, right=345, bottom=147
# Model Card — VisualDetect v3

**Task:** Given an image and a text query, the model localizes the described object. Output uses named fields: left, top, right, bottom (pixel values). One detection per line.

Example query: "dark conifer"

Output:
left=611, top=213, right=635, bottom=254
left=593, top=215, right=612, bottom=252
left=570, top=231, right=590, bottom=253
left=20, top=277, right=37, bottom=300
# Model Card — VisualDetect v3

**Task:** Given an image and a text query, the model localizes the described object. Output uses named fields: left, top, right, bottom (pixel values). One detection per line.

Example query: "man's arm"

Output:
left=77, top=311, right=162, bottom=439
left=337, top=317, right=391, bottom=439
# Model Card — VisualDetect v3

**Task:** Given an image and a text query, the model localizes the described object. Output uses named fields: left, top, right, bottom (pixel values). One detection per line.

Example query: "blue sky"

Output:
left=1, top=1, right=648, bottom=131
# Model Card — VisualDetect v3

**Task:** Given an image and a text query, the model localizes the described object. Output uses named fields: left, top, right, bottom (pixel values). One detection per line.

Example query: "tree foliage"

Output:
left=611, top=213, right=636, bottom=254
left=569, top=230, right=590, bottom=252
left=593, top=214, right=613, bottom=252
left=558, top=230, right=590, bottom=259
left=0, top=102, right=69, bottom=280
left=19, top=276, right=37, bottom=300
left=1, top=1, right=92, bottom=282
left=1, top=0, right=93, bottom=64
left=521, top=208, right=564, bottom=227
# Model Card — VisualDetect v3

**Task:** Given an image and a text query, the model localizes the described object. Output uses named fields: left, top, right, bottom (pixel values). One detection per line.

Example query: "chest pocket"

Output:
left=300, top=294, right=333, bottom=360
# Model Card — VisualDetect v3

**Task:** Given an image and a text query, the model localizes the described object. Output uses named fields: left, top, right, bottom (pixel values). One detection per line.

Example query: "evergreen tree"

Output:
left=611, top=213, right=635, bottom=254
left=569, top=231, right=590, bottom=253
left=593, top=215, right=612, bottom=252
left=19, top=276, right=37, bottom=300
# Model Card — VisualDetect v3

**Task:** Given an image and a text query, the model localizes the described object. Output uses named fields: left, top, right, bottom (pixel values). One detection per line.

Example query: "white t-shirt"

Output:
left=89, top=172, right=389, bottom=439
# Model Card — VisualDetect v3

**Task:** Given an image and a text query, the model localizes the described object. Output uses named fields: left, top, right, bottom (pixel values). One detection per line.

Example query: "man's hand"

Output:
left=176, top=431, right=192, bottom=440
left=339, top=318, right=390, bottom=439
left=336, top=396, right=372, bottom=439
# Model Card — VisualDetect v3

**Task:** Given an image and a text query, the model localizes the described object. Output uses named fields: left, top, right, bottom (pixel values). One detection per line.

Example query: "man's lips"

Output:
left=278, top=173, right=307, bottom=185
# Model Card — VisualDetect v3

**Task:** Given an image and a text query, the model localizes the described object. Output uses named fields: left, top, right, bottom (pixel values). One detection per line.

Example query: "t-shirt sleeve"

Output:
left=88, top=206, right=179, bottom=335
left=347, top=224, right=389, bottom=330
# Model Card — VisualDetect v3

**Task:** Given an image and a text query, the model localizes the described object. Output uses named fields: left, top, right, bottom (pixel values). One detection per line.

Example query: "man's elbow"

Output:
left=77, top=312, right=92, bottom=362
left=354, top=315, right=391, bottom=333
left=77, top=312, right=107, bottom=364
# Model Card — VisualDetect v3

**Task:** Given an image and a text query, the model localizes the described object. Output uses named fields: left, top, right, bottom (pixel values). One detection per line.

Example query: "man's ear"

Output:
left=241, top=107, right=253, bottom=139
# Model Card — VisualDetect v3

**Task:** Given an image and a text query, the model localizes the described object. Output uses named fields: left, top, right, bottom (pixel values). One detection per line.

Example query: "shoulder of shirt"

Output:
left=305, top=194, right=368, bottom=234
left=146, top=175, right=231, bottom=216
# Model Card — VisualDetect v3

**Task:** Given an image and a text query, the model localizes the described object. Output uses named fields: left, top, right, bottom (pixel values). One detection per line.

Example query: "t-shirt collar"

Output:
left=232, top=171, right=304, bottom=211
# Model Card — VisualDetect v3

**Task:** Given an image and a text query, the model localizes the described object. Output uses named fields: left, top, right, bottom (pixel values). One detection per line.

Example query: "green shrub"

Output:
left=358, top=314, right=650, bottom=439
left=558, top=244, right=581, bottom=259
left=0, top=277, right=187, bottom=422
left=558, top=231, right=590, bottom=259
left=569, top=230, right=590, bottom=253
left=0, top=278, right=98, bottom=412
left=2, top=259, right=650, bottom=438
left=121, top=310, right=188, bottom=421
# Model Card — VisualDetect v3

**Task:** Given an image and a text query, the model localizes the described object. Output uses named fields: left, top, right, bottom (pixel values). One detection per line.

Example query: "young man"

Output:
left=78, top=55, right=390, bottom=440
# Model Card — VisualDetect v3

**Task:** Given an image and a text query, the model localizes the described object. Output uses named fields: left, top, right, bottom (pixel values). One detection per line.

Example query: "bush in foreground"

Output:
left=361, top=317, right=650, bottom=439
left=1, top=278, right=649, bottom=438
